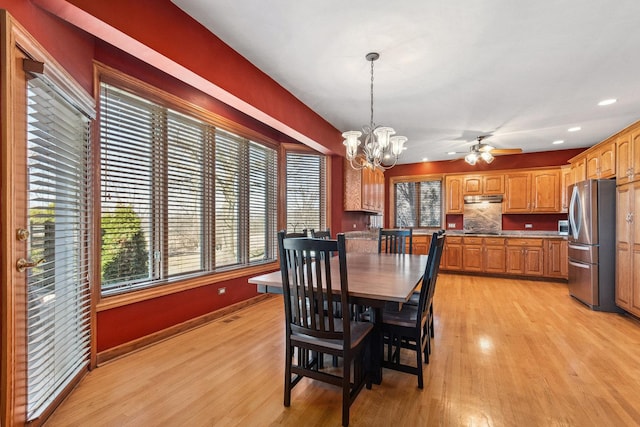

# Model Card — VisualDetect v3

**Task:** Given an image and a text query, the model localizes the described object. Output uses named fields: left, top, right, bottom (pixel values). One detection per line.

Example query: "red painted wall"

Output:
left=2, top=0, right=346, bottom=352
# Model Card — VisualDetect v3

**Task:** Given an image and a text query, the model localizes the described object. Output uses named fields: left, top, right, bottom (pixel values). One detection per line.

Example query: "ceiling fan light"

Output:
left=481, top=151, right=494, bottom=163
left=478, top=144, right=494, bottom=152
left=465, top=152, right=478, bottom=165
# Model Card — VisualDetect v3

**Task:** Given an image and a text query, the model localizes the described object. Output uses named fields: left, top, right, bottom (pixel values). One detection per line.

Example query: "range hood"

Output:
left=463, top=195, right=503, bottom=204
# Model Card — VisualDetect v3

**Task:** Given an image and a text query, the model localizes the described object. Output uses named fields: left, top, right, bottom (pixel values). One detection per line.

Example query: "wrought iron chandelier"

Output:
left=342, top=52, right=407, bottom=170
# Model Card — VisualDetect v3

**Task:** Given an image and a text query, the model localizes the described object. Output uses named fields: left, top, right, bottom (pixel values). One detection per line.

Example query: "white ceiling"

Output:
left=172, top=0, right=640, bottom=163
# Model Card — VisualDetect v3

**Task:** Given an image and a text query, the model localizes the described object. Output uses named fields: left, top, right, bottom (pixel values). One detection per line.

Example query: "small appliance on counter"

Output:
left=558, top=220, right=569, bottom=235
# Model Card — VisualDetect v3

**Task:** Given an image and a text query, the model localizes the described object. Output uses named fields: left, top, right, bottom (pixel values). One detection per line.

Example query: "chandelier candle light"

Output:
left=343, top=52, right=407, bottom=170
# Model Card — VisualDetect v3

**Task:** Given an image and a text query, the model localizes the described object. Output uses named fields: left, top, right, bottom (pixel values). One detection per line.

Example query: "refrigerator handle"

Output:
left=569, top=260, right=590, bottom=269
left=568, top=185, right=581, bottom=240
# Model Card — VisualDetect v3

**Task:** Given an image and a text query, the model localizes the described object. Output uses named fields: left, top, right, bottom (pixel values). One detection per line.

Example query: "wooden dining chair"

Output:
left=310, top=228, right=331, bottom=239
left=378, top=228, right=413, bottom=254
left=278, top=231, right=373, bottom=426
left=285, top=229, right=308, bottom=238
left=381, top=231, right=445, bottom=388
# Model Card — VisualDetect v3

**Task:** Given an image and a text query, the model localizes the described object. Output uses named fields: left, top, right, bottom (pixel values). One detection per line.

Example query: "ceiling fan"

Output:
left=458, top=136, right=523, bottom=165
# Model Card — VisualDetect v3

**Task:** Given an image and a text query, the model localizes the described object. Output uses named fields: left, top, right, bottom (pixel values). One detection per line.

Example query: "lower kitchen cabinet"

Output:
left=506, top=238, right=544, bottom=276
left=484, top=237, right=506, bottom=274
left=443, top=236, right=463, bottom=270
left=616, top=181, right=640, bottom=316
left=462, top=237, right=483, bottom=272
left=545, top=239, right=568, bottom=279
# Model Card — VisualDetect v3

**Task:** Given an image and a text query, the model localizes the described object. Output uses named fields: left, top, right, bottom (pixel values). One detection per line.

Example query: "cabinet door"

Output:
left=504, top=173, right=531, bottom=213
left=599, top=141, right=616, bottom=178
left=572, top=156, right=586, bottom=184
left=445, top=176, right=463, bottom=214
left=545, top=239, right=567, bottom=278
left=374, top=168, right=384, bottom=213
left=524, top=247, right=545, bottom=276
left=586, top=150, right=600, bottom=179
left=561, top=166, right=571, bottom=212
left=617, top=132, right=632, bottom=185
left=484, top=244, right=506, bottom=273
left=444, top=241, right=463, bottom=270
left=483, top=174, right=504, bottom=194
left=462, top=244, right=483, bottom=271
left=632, top=130, right=640, bottom=183
left=616, top=184, right=633, bottom=309
left=532, top=169, right=561, bottom=212
left=631, top=182, right=640, bottom=314
left=506, top=246, right=525, bottom=274
left=463, top=176, right=482, bottom=195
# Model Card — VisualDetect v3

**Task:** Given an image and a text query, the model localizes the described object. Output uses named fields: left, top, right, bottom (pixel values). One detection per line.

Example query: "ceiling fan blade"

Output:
left=490, top=148, right=523, bottom=155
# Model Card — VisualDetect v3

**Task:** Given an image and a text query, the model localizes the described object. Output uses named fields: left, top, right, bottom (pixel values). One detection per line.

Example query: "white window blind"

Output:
left=286, top=152, right=326, bottom=233
left=395, top=180, right=442, bottom=228
left=100, top=82, right=278, bottom=294
left=26, top=74, right=91, bottom=421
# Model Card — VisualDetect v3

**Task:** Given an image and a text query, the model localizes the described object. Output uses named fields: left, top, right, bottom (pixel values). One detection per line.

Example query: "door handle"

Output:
left=16, top=258, right=45, bottom=272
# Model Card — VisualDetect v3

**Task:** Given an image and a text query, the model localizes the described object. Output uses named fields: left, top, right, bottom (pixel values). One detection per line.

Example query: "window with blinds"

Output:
left=100, top=83, right=278, bottom=295
left=26, top=73, right=91, bottom=420
left=286, top=152, right=326, bottom=233
left=395, top=180, right=442, bottom=228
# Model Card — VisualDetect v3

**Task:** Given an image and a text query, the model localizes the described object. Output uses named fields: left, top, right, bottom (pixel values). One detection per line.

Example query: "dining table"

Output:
left=248, top=252, right=428, bottom=384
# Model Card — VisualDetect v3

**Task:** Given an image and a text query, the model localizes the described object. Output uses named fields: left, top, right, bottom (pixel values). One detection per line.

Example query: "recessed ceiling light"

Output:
left=598, top=98, right=617, bottom=106
left=447, top=151, right=456, bottom=155
left=568, top=126, right=581, bottom=132
left=422, top=157, right=428, bottom=162
left=552, top=140, right=565, bottom=145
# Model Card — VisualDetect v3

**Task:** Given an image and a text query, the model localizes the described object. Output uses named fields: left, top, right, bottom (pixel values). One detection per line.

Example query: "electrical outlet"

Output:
left=524, top=223, right=533, bottom=229
left=353, top=223, right=357, bottom=229
left=448, top=223, right=456, bottom=228
left=218, top=287, right=226, bottom=295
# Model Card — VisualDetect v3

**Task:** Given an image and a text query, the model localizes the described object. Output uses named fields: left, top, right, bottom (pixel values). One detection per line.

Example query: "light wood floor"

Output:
left=45, top=274, right=640, bottom=426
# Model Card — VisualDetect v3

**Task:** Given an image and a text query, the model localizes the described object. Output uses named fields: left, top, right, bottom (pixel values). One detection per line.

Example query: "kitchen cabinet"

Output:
left=463, top=174, right=504, bottom=195
left=462, top=236, right=483, bottom=272
left=411, top=234, right=432, bottom=255
left=445, top=175, right=463, bottom=214
left=483, top=237, right=506, bottom=274
left=504, top=173, right=530, bottom=212
left=586, top=138, right=616, bottom=179
left=531, top=169, right=561, bottom=212
left=570, top=156, right=587, bottom=184
left=560, top=165, right=572, bottom=212
left=617, top=128, right=640, bottom=185
left=616, top=181, right=640, bottom=316
left=504, top=169, right=561, bottom=213
left=505, top=238, right=544, bottom=276
left=443, top=236, right=463, bottom=270
left=545, top=238, right=568, bottom=279
left=343, top=161, right=384, bottom=213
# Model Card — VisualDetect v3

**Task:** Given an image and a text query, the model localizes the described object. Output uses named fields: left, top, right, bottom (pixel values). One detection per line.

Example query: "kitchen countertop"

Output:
left=344, top=230, right=568, bottom=239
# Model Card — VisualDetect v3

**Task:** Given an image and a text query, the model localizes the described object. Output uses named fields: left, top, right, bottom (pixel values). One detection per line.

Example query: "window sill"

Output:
left=96, top=261, right=279, bottom=311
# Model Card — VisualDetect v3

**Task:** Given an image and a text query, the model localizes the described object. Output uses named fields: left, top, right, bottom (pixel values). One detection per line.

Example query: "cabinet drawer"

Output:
left=447, top=236, right=463, bottom=244
left=462, top=236, right=483, bottom=245
left=484, top=237, right=505, bottom=246
left=507, top=238, right=543, bottom=247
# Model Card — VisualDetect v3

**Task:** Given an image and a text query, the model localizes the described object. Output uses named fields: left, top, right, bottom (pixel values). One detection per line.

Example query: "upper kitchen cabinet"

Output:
left=445, top=175, right=464, bottom=214
left=463, top=174, right=504, bottom=195
left=343, top=160, right=384, bottom=213
left=561, top=165, right=572, bottom=212
left=570, top=155, right=587, bottom=184
left=504, top=169, right=562, bottom=213
left=617, top=127, right=640, bottom=185
left=586, top=137, right=616, bottom=179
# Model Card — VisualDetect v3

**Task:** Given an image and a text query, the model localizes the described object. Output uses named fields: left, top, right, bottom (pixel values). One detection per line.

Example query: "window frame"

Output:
left=279, top=143, right=331, bottom=236
left=389, top=174, right=444, bottom=230
left=95, top=62, right=282, bottom=309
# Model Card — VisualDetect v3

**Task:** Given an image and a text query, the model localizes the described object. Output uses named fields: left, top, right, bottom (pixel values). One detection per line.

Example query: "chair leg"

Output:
left=417, top=336, right=424, bottom=389
left=342, top=358, right=351, bottom=426
left=284, top=345, right=293, bottom=406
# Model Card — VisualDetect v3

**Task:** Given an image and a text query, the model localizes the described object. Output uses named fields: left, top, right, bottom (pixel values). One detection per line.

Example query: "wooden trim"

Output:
left=96, top=262, right=278, bottom=311
left=96, top=294, right=274, bottom=365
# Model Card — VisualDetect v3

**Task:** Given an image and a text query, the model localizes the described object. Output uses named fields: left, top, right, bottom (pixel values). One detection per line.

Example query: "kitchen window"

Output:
left=99, top=81, right=278, bottom=296
left=393, top=179, right=442, bottom=228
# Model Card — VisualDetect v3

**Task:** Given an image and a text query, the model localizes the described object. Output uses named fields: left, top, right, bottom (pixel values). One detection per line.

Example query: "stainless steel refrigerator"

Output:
left=567, top=179, right=620, bottom=312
